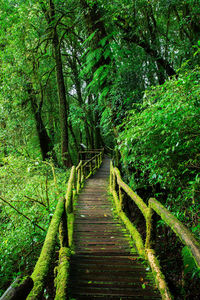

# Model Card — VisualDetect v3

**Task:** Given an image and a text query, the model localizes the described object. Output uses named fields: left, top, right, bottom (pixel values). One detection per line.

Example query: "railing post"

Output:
left=73, top=170, right=76, bottom=190
left=81, top=163, right=84, bottom=184
left=72, top=174, right=76, bottom=207
left=113, top=171, right=116, bottom=192
left=89, top=161, right=92, bottom=175
left=145, top=204, right=153, bottom=250
left=95, top=156, right=98, bottom=169
left=59, top=208, right=68, bottom=248
left=118, top=185, right=123, bottom=210
left=77, top=168, right=80, bottom=193
left=110, top=162, right=113, bottom=192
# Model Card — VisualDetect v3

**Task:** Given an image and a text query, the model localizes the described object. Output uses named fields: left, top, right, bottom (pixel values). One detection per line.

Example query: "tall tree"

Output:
left=48, top=0, right=72, bottom=167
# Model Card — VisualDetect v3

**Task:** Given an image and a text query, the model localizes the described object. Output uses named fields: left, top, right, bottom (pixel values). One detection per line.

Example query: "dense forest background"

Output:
left=0, top=0, right=200, bottom=298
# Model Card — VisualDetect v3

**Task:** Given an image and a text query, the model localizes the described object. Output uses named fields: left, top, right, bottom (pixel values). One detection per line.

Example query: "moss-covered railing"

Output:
left=110, top=162, right=200, bottom=300
left=25, top=150, right=104, bottom=300
left=78, top=148, right=104, bottom=161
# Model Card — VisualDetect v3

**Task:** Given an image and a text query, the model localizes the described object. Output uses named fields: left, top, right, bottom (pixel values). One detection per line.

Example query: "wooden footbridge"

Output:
left=68, top=157, right=161, bottom=299
left=1, top=150, right=200, bottom=300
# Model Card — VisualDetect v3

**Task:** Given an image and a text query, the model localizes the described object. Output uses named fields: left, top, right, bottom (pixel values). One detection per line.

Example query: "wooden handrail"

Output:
left=54, top=150, right=103, bottom=299
left=111, top=165, right=148, bottom=218
left=78, top=148, right=104, bottom=161
left=149, top=198, right=200, bottom=267
left=27, top=197, right=66, bottom=300
left=79, top=149, right=104, bottom=153
left=110, top=161, right=200, bottom=300
left=25, top=150, right=103, bottom=300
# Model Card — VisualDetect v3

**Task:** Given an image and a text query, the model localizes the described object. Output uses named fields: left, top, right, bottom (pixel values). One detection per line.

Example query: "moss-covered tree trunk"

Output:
left=28, top=84, right=56, bottom=161
left=49, top=0, right=71, bottom=167
left=80, top=0, right=118, bottom=140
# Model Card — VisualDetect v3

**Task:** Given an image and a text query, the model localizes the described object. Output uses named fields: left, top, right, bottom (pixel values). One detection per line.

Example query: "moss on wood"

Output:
left=65, top=166, right=76, bottom=214
left=146, top=249, right=172, bottom=300
left=145, top=207, right=153, bottom=250
left=119, top=211, right=145, bottom=258
left=27, top=197, right=65, bottom=300
left=67, top=213, right=74, bottom=247
left=111, top=186, right=145, bottom=258
left=149, top=198, right=200, bottom=268
left=54, top=247, right=70, bottom=300
left=110, top=162, right=148, bottom=219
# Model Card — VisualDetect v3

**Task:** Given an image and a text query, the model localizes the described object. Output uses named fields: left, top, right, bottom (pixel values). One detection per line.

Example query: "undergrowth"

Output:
left=0, top=155, right=69, bottom=296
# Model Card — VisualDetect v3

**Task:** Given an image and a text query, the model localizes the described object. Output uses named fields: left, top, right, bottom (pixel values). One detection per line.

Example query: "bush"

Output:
left=118, top=66, right=200, bottom=238
left=0, top=155, right=68, bottom=296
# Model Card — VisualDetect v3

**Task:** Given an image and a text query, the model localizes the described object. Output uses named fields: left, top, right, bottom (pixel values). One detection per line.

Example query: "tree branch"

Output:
left=0, top=196, right=45, bottom=232
left=24, top=195, right=47, bottom=207
left=116, top=17, right=176, bottom=77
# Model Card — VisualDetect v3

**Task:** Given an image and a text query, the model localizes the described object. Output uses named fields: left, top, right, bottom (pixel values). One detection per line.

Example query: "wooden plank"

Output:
left=70, top=287, right=160, bottom=297
left=68, top=158, right=161, bottom=299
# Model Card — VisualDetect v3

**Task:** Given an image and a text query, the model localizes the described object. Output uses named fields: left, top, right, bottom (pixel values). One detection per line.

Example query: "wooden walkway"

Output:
left=68, top=158, right=161, bottom=299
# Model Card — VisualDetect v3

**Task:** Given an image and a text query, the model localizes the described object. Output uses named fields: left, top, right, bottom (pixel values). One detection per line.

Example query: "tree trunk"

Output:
left=80, top=0, right=119, bottom=138
left=68, top=119, right=79, bottom=153
left=28, top=85, right=56, bottom=161
left=49, top=0, right=71, bottom=167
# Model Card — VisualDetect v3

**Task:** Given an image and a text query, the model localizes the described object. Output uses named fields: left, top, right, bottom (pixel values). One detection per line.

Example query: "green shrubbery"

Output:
left=0, top=155, right=68, bottom=296
left=118, top=66, right=200, bottom=239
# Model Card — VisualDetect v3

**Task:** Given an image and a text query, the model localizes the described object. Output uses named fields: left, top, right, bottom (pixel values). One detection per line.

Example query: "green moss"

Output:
left=110, top=187, right=145, bottom=258
left=119, top=211, right=145, bottom=258
left=145, top=207, right=153, bottom=251
left=54, top=247, right=70, bottom=300
left=149, top=198, right=200, bottom=268
left=27, top=197, right=65, bottom=300
left=65, top=167, right=76, bottom=214
left=146, top=249, right=172, bottom=300
left=26, top=154, right=103, bottom=300
left=67, top=213, right=74, bottom=247
left=12, top=276, right=29, bottom=288
left=113, top=166, right=148, bottom=219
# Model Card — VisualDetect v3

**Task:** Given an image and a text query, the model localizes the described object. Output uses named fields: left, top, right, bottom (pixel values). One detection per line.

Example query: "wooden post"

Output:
left=59, top=209, right=68, bottom=248
left=95, top=156, right=98, bottom=169
left=110, top=162, right=113, bottom=193
left=113, top=172, right=116, bottom=193
left=81, top=164, right=84, bottom=184
left=118, top=185, right=123, bottom=210
left=89, top=161, right=92, bottom=175
left=145, top=206, right=153, bottom=250
left=73, top=170, right=76, bottom=194
left=77, top=168, right=80, bottom=193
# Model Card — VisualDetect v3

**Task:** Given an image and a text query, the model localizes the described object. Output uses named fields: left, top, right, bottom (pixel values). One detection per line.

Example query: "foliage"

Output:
left=182, top=246, right=200, bottom=278
left=118, top=65, right=200, bottom=239
left=0, top=155, right=68, bottom=296
left=0, top=0, right=200, bottom=297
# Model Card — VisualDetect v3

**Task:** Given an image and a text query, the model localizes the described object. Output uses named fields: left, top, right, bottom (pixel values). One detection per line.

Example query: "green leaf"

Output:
left=83, top=30, right=97, bottom=45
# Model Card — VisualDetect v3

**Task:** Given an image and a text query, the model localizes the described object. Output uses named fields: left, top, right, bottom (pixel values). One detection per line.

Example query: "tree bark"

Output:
left=80, top=0, right=118, bottom=141
left=28, top=84, right=56, bottom=161
left=49, top=0, right=71, bottom=167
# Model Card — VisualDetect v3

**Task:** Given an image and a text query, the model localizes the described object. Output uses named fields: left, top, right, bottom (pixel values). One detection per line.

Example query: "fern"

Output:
left=182, top=246, right=200, bottom=278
